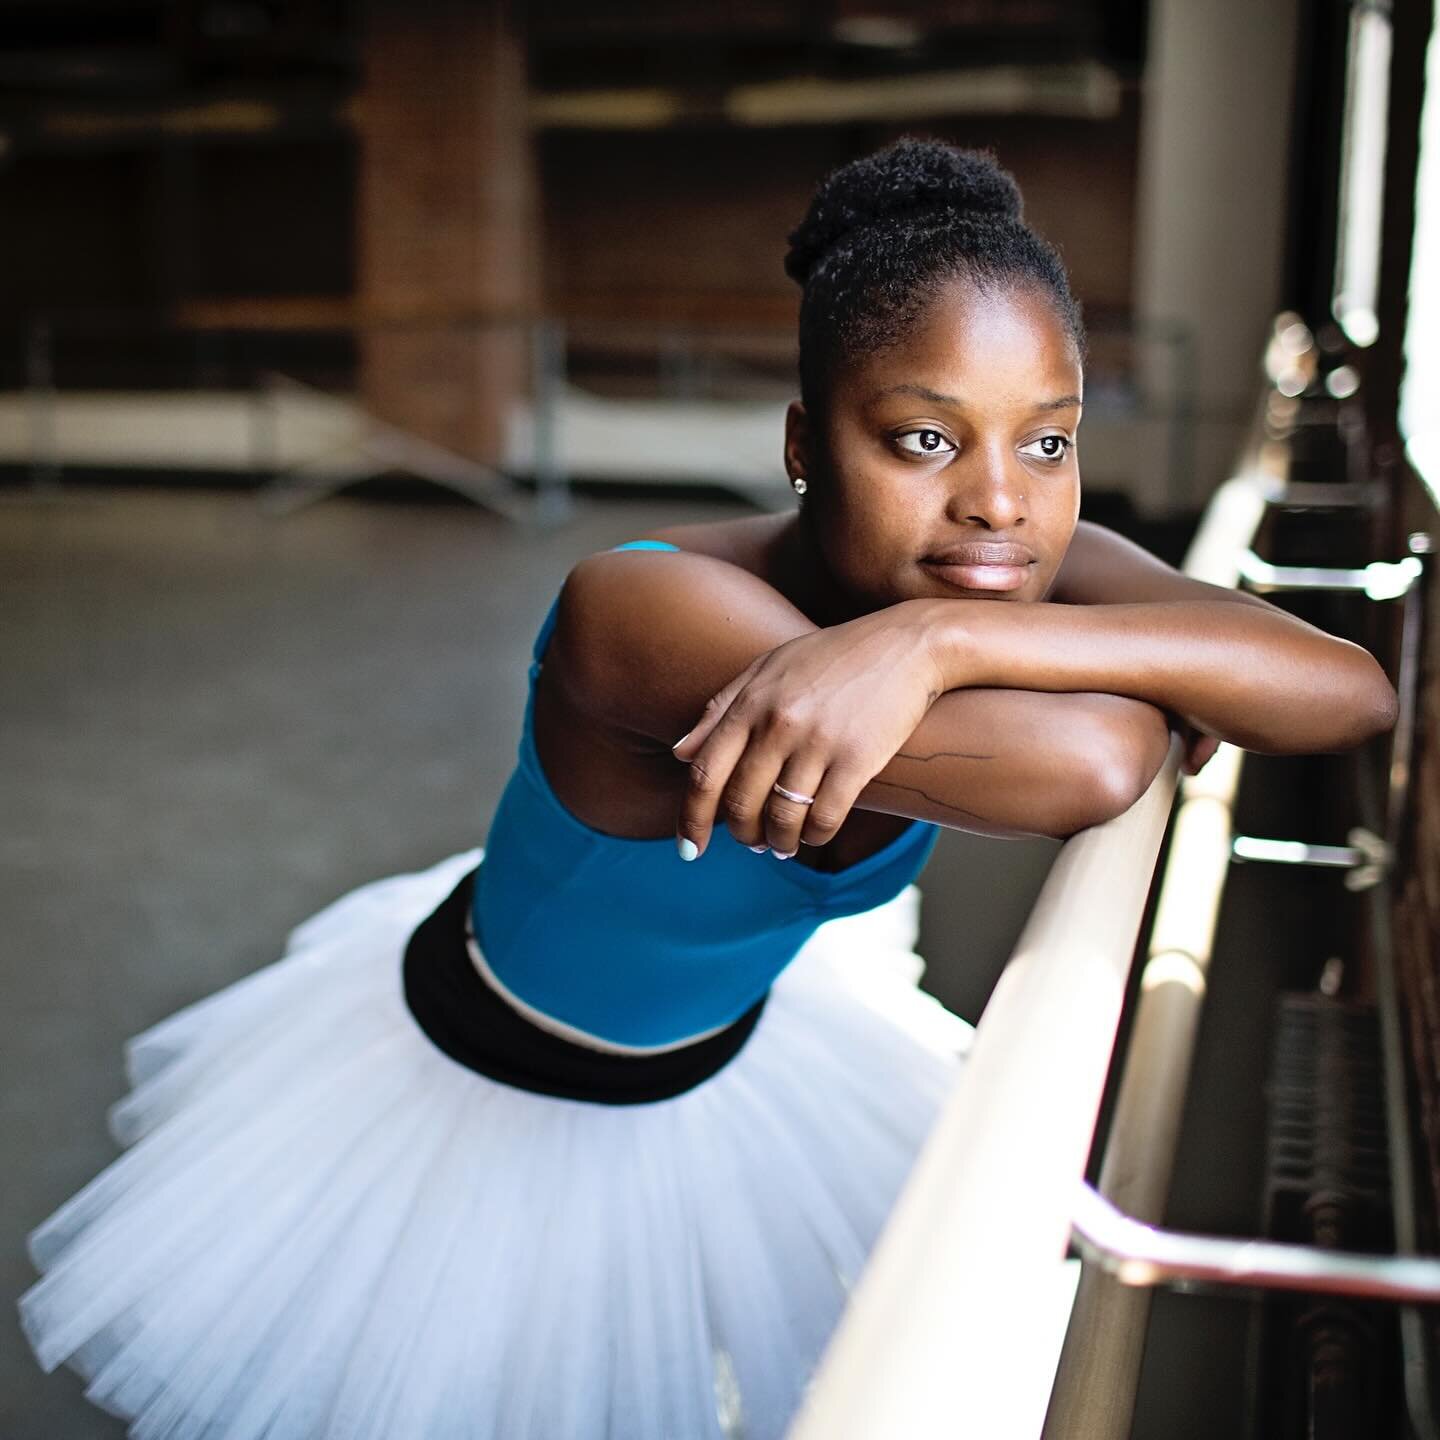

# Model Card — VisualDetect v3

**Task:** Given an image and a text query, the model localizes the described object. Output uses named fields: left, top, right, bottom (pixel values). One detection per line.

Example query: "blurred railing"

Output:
left=3, top=306, right=1197, bottom=516
left=785, top=461, right=1276, bottom=1440
left=789, top=728, right=1185, bottom=1440
left=788, top=315, right=1440, bottom=1437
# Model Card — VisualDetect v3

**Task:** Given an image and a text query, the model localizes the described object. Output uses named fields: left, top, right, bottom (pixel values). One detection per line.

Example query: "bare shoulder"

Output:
left=1051, top=521, right=1174, bottom=601
left=1053, top=520, right=1272, bottom=609
left=638, top=511, right=792, bottom=574
left=549, top=526, right=813, bottom=745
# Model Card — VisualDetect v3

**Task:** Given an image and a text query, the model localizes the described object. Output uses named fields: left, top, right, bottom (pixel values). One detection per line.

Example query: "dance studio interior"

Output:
left=3, top=0, right=1439, bottom=1436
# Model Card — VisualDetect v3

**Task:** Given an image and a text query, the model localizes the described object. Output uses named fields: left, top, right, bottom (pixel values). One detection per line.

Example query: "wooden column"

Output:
left=356, top=0, right=539, bottom=464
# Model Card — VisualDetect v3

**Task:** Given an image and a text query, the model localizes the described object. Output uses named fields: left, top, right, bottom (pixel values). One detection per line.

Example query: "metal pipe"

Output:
left=1044, top=750, right=1244, bottom=1440
left=1043, top=468, right=1275, bottom=1440
left=1274, top=480, right=1381, bottom=509
left=1072, top=1183, right=1440, bottom=1305
left=1046, top=469, right=1414, bottom=1439
left=1231, top=836, right=1369, bottom=867
left=1237, top=548, right=1421, bottom=598
left=786, top=464, right=1308, bottom=1439
left=530, top=317, right=572, bottom=527
left=1367, top=535, right=1440, bottom=1438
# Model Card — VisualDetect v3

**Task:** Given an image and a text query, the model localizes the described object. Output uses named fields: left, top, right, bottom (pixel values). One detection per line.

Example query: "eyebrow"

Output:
left=876, top=383, right=1083, bottom=412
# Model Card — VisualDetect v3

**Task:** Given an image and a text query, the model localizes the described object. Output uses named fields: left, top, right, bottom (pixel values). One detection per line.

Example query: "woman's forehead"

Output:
left=840, top=285, right=1083, bottom=409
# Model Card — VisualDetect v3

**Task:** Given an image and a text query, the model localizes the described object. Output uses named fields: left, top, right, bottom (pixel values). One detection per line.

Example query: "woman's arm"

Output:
left=1054, top=518, right=1399, bottom=743
left=550, top=548, right=1171, bottom=847
left=1048, top=519, right=1396, bottom=745
left=918, top=594, right=1393, bottom=755
left=1047, top=519, right=1333, bottom=776
left=1051, top=519, right=1281, bottom=609
left=656, top=526, right=1395, bottom=856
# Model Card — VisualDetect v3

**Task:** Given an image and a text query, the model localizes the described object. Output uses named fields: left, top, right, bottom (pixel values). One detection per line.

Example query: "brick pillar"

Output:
left=356, top=0, right=538, bottom=464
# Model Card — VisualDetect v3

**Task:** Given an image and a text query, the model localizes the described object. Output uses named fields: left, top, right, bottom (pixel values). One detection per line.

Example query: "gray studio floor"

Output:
left=0, top=482, right=1055, bottom=1437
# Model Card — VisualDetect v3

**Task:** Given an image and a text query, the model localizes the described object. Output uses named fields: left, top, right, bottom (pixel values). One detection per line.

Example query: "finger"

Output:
left=718, top=748, right=792, bottom=850
left=1184, top=735, right=1221, bottom=776
left=675, top=717, right=753, bottom=860
left=764, top=763, right=828, bottom=858
left=672, top=657, right=764, bottom=761
left=800, top=767, right=865, bottom=849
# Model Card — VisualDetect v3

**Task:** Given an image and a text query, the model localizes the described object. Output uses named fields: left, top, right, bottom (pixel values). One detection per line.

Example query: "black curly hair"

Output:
left=786, top=138, right=1085, bottom=414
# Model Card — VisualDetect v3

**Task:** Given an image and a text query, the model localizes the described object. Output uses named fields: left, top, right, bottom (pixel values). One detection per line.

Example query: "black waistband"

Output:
left=401, top=868, right=766, bottom=1105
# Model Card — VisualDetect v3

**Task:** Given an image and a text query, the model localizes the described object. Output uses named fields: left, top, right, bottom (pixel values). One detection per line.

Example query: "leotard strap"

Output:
left=529, top=540, right=679, bottom=677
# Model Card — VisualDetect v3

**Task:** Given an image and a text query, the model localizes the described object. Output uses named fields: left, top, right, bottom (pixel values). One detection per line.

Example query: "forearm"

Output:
left=914, top=597, right=1397, bottom=754
left=858, top=687, right=1173, bottom=839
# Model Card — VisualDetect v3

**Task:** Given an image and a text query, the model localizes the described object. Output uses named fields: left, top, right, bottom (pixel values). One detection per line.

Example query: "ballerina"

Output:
left=19, top=138, right=1395, bottom=1440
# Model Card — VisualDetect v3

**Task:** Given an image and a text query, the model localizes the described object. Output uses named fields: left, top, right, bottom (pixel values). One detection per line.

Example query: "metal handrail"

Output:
left=1237, top=548, right=1423, bottom=598
left=786, top=467, right=1278, bottom=1440
left=1045, top=475, right=1432, bottom=1436
left=787, top=740, right=1183, bottom=1440
left=1364, top=532, right=1440, bottom=1438
left=1043, top=468, right=1272, bottom=1440
left=10, top=307, right=1197, bottom=515
left=790, top=319, right=1416, bottom=1436
left=1071, top=1183, right=1440, bottom=1304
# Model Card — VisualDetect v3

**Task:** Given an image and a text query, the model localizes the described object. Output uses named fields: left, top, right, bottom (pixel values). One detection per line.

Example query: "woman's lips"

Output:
left=920, top=542, right=1034, bottom=593
left=923, top=561, right=1030, bottom=591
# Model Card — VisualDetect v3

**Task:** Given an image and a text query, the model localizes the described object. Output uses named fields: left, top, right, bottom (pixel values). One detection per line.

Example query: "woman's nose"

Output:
left=946, top=447, right=1026, bottom=529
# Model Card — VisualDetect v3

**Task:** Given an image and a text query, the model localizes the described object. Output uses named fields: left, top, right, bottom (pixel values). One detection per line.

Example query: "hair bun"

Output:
left=785, top=138, right=1023, bottom=285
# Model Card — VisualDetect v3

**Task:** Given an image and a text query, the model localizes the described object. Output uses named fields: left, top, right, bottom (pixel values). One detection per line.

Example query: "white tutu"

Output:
left=19, top=849, right=971, bottom=1440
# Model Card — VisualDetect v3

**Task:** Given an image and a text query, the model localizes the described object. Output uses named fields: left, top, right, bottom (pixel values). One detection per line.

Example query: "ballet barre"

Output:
left=789, top=353, right=1430, bottom=1436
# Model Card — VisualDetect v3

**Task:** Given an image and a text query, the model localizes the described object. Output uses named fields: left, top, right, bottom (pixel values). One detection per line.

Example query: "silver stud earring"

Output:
left=791, top=475, right=808, bottom=496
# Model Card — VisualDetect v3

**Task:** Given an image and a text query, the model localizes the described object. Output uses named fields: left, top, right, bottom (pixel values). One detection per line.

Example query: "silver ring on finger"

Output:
left=772, top=781, right=816, bottom=807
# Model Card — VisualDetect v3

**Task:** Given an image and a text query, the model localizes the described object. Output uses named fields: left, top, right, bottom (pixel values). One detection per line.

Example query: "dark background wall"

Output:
left=539, top=102, right=1141, bottom=324
left=0, top=0, right=1143, bottom=346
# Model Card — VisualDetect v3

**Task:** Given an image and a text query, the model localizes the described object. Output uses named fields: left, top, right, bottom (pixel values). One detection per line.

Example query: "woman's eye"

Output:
left=1018, top=435, right=1072, bottom=462
left=895, top=429, right=955, bottom=457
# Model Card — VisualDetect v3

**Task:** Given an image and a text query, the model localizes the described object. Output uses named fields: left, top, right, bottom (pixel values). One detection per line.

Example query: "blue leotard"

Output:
left=472, top=541, right=939, bottom=1047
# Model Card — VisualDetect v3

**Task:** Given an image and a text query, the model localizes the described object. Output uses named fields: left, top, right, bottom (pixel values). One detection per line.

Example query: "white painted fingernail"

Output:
left=677, top=838, right=699, bottom=862
left=671, top=731, right=692, bottom=752
left=748, top=844, right=768, bottom=853
left=772, top=849, right=795, bottom=861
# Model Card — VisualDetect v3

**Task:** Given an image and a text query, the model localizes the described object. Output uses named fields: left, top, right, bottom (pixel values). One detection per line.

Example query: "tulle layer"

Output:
left=19, top=850, right=971, bottom=1440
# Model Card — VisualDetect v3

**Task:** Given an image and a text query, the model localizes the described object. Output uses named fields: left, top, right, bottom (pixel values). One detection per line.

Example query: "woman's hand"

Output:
left=670, top=610, right=946, bottom=859
left=1177, top=719, right=1221, bottom=776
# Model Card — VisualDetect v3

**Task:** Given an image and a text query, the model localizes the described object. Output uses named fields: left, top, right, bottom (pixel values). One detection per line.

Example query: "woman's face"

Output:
left=791, top=277, right=1083, bottom=611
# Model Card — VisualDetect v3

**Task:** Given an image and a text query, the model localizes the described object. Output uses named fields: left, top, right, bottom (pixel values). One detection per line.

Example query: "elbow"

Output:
left=1091, top=702, right=1173, bottom=823
left=1356, top=662, right=1399, bottom=746
left=1048, top=698, right=1173, bottom=837
left=1328, top=649, right=1398, bottom=751
left=1360, top=678, right=1400, bottom=747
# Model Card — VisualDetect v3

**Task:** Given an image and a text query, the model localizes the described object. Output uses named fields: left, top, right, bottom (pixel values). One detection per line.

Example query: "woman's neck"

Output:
left=766, top=514, right=868, bottom=627
left=643, top=510, right=866, bottom=628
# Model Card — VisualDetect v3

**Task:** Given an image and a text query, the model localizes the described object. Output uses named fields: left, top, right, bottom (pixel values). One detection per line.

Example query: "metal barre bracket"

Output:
left=1230, top=826, right=1391, bottom=891
left=1237, top=549, right=1421, bottom=599
left=1072, top=1183, right=1440, bottom=1305
left=1270, top=481, right=1381, bottom=511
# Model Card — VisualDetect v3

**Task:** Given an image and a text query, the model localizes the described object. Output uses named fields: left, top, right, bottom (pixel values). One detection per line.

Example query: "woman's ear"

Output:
left=783, top=401, right=811, bottom=486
